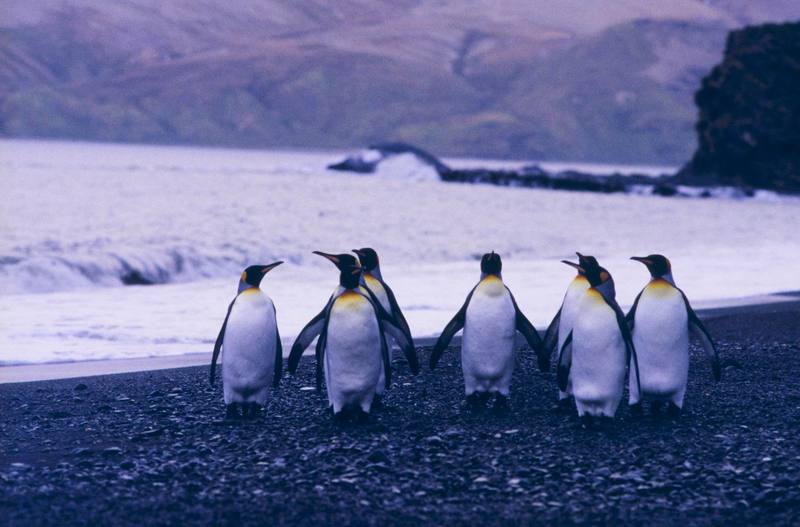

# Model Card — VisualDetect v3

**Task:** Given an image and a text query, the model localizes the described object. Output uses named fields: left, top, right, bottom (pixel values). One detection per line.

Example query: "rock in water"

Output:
left=679, top=22, right=800, bottom=192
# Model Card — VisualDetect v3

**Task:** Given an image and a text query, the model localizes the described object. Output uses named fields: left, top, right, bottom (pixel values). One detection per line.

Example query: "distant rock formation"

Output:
left=679, top=22, right=800, bottom=192
left=328, top=143, right=449, bottom=174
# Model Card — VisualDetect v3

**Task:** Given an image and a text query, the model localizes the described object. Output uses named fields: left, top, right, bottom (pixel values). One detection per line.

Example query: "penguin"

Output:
left=542, top=254, right=594, bottom=405
left=429, top=252, right=549, bottom=411
left=626, top=254, right=721, bottom=417
left=557, top=257, right=640, bottom=426
left=287, top=252, right=417, bottom=422
left=209, top=262, right=284, bottom=420
left=352, top=247, right=412, bottom=397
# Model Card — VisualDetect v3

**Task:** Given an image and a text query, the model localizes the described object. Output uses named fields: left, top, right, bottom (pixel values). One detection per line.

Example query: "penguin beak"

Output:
left=313, top=251, right=340, bottom=265
left=631, top=256, right=653, bottom=267
left=561, top=260, right=581, bottom=271
left=352, top=249, right=364, bottom=257
left=260, top=261, right=283, bottom=274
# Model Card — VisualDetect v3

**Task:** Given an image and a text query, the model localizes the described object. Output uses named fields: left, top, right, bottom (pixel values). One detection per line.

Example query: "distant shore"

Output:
left=2, top=299, right=799, bottom=525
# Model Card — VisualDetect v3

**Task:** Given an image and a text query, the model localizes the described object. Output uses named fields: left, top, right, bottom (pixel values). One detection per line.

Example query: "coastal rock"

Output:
left=680, top=22, right=800, bottom=192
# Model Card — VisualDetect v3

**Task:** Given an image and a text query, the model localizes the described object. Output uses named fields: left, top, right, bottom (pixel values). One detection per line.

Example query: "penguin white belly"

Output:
left=557, top=279, right=589, bottom=399
left=630, top=283, right=689, bottom=406
left=222, top=291, right=276, bottom=405
left=461, top=276, right=516, bottom=395
left=572, top=291, right=626, bottom=417
left=364, top=275, right=392, bottom=394
left=324, top=291, right=382, bottom=413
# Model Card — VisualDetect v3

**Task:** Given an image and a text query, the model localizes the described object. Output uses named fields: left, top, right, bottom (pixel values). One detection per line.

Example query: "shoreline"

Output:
left=2, top=292, right=798, bottom=384
left=2, top=301, right=799, bottom=525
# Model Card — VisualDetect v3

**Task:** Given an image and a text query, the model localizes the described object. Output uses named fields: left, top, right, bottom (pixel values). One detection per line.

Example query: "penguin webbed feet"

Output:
left=332, top=404, right=370, bottom=425
left=224, top=402, right=262, bottom=421
left=463, top=392, right=492, bottom=413
left=492, top=393, right=510, bottom=414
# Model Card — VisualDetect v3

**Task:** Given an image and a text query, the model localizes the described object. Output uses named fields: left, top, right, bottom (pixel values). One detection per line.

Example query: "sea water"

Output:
left=1, top=139, right=798, bottom=364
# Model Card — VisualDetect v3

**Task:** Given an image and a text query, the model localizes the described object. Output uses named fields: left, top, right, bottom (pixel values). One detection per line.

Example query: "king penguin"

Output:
left=543, top=254, right=595, bottom=406
left=430, top=252, right=549, bottom=411
left=558, top=257, right=640, bottom=426
left=352, top=247, right=412, bottom=398
left=209, top=262, right=284, bottom=420
left=287, top=252, right=416, bottom=422
left=626, top=254, right=721, bottom=417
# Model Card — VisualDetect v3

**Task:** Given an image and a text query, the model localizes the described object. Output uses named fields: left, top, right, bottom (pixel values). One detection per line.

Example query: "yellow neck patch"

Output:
left=478, top=275, right=505, bottom=297
left=335, top=290, right=367, bottom=310
left=646, top=278, right=676, bottom=297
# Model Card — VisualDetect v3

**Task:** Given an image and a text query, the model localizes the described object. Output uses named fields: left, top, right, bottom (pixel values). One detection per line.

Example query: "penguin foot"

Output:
left=629, top=402, right=644, bottom=418
left=492, top=394, right=510, bottom=414
left=666, top=402, right=681, bottom=420
left=465, top=392, right=490, bottom=413
left=225, top=403, right=240, bottom=421
left=332, top=405, right=370, bottom=425
left=555, top=397, right=573, bottom=413
left=651, top=401, right=664, bottom=418
left=243, top=403, right=262, bottom=420
left=355, top=408, right=371, bottom=425
left=371, top=394, right=384, bottom=411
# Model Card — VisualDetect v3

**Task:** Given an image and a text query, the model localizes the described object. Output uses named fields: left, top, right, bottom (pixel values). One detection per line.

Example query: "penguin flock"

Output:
left=209, top=249, right=721, bottom=427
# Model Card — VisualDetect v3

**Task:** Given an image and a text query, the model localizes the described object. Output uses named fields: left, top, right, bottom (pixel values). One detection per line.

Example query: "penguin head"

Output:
left=631, top=254, right=671, bottom=278
left=480, top=251, right=502, bottom=276
left=314, top=251, right=362, bottom=289
left=576, top=252, right=599, bottom=270
left=577, top=257, right=611, bottom=288
left=352, top=247, right=379, bottom=273
left=239, top=262, right=283, bottom=292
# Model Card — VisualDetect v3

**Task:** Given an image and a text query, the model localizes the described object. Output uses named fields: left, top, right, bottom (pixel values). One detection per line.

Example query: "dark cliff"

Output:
left=680, top=22, right=800, bottom=192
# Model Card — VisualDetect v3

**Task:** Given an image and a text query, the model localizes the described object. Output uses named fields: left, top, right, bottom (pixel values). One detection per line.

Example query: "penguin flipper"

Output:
left=288, top=307, right=328, bottom=374
left=272, top=308, right=283, bottom=388
left=625, top=289, right=644, bottom=330
left=430, top=287, right=476, bottom=369
left=383, top=281, right=412, bottom=336
left=506, top=286, right=548, bottom=371
left=362, top=285, right=418, bottom=374
left=209, top=297, right=236, bottom=386
left=543, top=307, right=562, bottom=357
left=679, top=290, right=721, bottom=381
left=604, top=296, right=642, bottom=397
left=557, top=331, right=573, bottom=391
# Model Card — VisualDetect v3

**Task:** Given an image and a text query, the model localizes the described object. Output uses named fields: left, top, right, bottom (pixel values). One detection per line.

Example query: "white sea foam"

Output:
left=1, top=139, right=799, bottom=364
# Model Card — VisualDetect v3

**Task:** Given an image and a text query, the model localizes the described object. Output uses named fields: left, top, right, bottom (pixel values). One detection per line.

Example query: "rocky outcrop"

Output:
left=679, top=22, right=800, bottom=192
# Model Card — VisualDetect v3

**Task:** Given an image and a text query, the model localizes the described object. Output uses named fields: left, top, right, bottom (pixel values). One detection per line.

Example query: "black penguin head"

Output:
left=631, top=254, right=671, bottom=278
left=239, top=262, right=283, bottom=290
left=480, top=251, right=502, bottom=276
left=314, top=251, right=362, bottom=289
left=576, top=252, right=599, bottom=270
left=352, top=248, right=379, bottom=272
left=577, top=257, right=611, bottom=288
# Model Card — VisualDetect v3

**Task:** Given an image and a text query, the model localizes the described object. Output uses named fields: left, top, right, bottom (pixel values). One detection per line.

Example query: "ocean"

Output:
left=1, top=139, right=799, bottom=365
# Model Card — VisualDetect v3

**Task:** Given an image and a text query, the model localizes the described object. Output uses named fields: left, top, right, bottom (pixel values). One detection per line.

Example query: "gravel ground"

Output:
left=2, top=302, right=799, bottom=526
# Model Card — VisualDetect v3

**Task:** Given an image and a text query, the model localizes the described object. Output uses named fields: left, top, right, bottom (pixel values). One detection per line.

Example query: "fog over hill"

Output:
left=2, top=1, right=799, bottom=163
